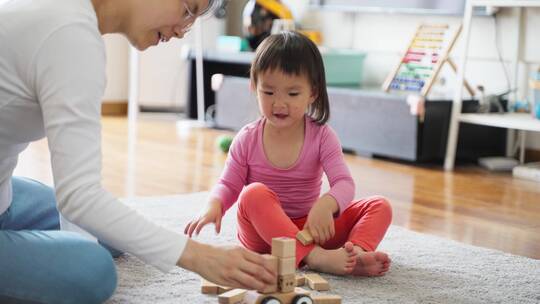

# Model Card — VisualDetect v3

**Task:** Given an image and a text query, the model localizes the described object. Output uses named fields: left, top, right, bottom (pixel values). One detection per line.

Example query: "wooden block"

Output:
left=305, top=273, right=330, bottom=291
left=295, top=274, right=306, bottom=287
left=201, top=278, right=219, bottom=294
left=218, top=285, right=233, bottom=294
left=278, top=257, right=296, bottom=275
left=312, top=294, right=342, bottom=304
left=258, top=283, right=278, bottom=294
left=296, top=229, right=314, bottom=245
left=294, top=287, right=310, bottom=295
left=240, top=291, right=261, bottom=304
left=271, top=237, right=295, bottom=258
left=278, top=273, right=296, bottom=293
left=200, top=280, right=231, bottom=294
left=218, top=289, right=246, bottom=304
left=274, top=291, right=311, bottom=304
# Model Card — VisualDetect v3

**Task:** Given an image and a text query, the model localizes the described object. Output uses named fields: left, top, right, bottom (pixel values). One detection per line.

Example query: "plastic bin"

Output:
left=532, top=71, right=540, bottom=119
left=322, top=50, right=366, bottom=87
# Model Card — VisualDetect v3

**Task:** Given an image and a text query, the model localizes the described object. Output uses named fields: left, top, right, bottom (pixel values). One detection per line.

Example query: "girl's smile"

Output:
left=255, top=69, right=316, bottom=132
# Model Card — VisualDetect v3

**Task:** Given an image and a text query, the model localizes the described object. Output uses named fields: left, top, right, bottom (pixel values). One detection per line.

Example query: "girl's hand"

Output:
left=304, top=197, right=337, bottom=245
left=184, top=198, right=223, bottom=237
left=177, top=239, right=277, bottom=291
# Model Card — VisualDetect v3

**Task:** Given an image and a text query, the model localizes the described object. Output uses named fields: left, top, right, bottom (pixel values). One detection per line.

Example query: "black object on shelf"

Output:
left=417, top=99, right=507, bottom=163
left=186, top=50, right=253, bottom=119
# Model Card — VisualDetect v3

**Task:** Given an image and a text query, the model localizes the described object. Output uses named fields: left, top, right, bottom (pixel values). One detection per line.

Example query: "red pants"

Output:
left=236, top=183, right=392, bottom=267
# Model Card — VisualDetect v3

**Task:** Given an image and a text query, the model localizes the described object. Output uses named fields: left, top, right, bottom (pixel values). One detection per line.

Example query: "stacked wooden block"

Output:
left=267, top=237, right=296, bottom=294
left=201, top=279, right=233, bottom=295
left=205, top=234, right=342, bottom=304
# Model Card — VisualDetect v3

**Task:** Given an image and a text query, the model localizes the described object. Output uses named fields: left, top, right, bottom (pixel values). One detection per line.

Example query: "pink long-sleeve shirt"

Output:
left=211, top=116, right=355, bottom=219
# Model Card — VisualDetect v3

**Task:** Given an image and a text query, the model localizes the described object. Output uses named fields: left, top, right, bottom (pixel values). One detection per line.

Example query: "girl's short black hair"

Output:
left=250, top=31, right=330, bottom=125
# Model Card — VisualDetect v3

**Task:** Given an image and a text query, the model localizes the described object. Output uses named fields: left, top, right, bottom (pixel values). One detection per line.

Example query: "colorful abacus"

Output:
left=383, top=24, right=474, bottom=97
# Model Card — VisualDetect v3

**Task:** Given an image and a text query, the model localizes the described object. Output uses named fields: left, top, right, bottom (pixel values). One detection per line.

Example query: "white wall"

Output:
left=139, top=18, right=224, bottom=107
left=303, top=7, right=540, bottom=149
left=101, top=17, right=224, bottom=108
left=103, top=34, right=129, bottom=102
left=101, top=7, right=540, bottom=149
left=138, top=17, right=224, bottom=108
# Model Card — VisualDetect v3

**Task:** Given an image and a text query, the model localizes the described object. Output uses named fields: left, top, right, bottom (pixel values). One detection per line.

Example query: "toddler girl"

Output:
left=185, top=31, right=392, bottom=276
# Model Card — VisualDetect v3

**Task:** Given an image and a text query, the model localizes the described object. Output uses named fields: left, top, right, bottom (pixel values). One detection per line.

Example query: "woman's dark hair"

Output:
left=250, top=31, right=330, bottom=125
left=200, top=0, right=222, bottom=16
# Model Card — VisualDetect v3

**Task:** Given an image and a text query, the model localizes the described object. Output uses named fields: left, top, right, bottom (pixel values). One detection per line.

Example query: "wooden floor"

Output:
left=14, top=115, right=540, bottom=259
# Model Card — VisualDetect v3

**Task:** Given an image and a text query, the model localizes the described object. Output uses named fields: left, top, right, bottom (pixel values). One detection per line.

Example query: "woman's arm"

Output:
left=35, top=23, right=186, bottom=272
left=33, top=22, right=276, bottom=290
left=177, top=238, right=276, bottom=290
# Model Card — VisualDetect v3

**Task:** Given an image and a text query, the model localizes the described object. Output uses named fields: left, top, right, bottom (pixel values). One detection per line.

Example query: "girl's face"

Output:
left=255, top=69, right=317, bottom=131
left=125, top=0, right=209, bottom=50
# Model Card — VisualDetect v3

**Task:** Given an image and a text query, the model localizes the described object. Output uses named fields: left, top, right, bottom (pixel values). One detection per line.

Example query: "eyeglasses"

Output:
left=177, top=1, right=197, bottom=35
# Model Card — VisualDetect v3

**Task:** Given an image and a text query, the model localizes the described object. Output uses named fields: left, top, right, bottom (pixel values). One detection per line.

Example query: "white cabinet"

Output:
left=444, top=0, right=540, bottom=170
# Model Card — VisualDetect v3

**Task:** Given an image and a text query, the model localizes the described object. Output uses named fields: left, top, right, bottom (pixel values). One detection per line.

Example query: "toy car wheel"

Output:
left=292, top=295, right=313, bottom=304
left=260, top=296, right=281, bottom=304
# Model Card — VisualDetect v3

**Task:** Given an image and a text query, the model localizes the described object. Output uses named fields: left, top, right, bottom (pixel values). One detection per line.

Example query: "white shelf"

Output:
left=471, top=1, right=540, bottom=8
left=459, top=113, right=540, bottom=132
left=444, top=0, right=540, bottom=170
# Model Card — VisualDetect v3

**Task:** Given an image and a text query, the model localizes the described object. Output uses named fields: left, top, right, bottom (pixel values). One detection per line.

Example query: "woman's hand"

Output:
left=184, top=198, right=223, bottom=237
left=177, top=239, right=277, bottom=290
left=304, top=196, right=338, bottom=245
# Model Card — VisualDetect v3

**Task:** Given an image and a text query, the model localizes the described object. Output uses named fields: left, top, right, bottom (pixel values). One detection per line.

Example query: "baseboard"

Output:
left=139, top=105, right=184, bottom=113
left=526, top=148, right=540, bottom=162
left=102, top=100, right=128, bottom=116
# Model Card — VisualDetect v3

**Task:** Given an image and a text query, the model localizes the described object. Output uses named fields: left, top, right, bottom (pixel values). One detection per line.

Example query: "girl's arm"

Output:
left=305, top=126, right=355, bottom=244
left=210, top=128, right=250, bottom=214
left=319, top=126, right=355, bottom=216
left=185, top=130, right=251, bottom=237
left=184, top=196, right=223, bottom=237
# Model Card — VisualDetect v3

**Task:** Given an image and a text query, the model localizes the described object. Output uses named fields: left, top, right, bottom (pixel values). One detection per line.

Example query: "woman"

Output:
left=0, top=0, right=276, bottom=303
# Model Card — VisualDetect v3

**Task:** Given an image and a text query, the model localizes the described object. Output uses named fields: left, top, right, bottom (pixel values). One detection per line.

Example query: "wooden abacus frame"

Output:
left=382, top=23, right=475, bottom=97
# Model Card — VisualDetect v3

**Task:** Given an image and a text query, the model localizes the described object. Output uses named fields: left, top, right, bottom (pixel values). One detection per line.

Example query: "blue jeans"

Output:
left=0, top=177, right=117, bottom=304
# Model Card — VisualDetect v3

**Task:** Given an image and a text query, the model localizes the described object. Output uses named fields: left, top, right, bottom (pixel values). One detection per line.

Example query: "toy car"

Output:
left=242, top=287, right=313, bottom=304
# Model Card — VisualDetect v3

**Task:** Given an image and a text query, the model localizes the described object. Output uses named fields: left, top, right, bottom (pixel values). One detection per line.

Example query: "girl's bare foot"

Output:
left=304, top=241, right=357, bottom=275
left=351, top=245, right=391, bottom=276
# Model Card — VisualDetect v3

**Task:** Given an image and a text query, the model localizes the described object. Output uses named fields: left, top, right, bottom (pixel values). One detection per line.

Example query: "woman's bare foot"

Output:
left=351, top=245, right=391, bottom=276
left=304, top=241, right=357, bottom=275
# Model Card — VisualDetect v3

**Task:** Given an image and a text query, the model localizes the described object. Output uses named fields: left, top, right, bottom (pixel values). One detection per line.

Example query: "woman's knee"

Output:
left=0, top=231, right=116, bottom=304
left=9, top=177, right=60, bottom=230
left=61, top=240, right=117, bottom=303
left=12, top=177, right=56, bottom=204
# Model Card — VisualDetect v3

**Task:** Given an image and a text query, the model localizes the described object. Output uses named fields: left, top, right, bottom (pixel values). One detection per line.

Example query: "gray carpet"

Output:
left=108, top=192, right=540, bottom=304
